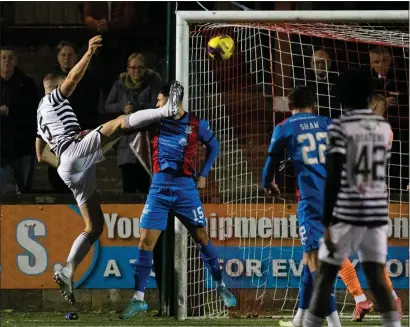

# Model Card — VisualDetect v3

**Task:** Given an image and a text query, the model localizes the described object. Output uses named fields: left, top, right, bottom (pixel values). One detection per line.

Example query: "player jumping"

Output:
left=119, top=82, right=236, bottom=320
left=303, top=69, right=401, bottom=327
left=262, top=86, right=341, bottom=327
left=36, top=35, right=179, bottom=304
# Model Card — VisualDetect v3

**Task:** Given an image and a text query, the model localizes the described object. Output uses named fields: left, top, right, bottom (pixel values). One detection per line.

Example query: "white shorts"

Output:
left=57, top=128, right=104, bottom=206
left=318, top=222, right=389, bottom=266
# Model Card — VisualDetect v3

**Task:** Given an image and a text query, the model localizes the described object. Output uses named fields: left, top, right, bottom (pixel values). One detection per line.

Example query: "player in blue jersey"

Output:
left=262, top=86, right=341, bottom=327
left=120, top=82, right=236, bottom=320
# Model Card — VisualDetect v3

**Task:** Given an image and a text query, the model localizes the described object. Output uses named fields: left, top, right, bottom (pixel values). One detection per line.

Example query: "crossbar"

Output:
left=177, top=10, right=409, bottom=23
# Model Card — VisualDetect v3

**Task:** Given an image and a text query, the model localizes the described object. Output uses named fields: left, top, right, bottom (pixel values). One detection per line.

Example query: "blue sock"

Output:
left=133, top=249, right=153, bottom=293
left=198, top=241, right=222, bottom=282
left=310, top=270, right=337, bottom=315
left=299, top=265, right=313, bottom=309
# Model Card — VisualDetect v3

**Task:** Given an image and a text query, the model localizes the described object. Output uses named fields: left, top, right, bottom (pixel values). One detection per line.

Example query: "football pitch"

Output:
left=1, top=312, right=408, bottom=327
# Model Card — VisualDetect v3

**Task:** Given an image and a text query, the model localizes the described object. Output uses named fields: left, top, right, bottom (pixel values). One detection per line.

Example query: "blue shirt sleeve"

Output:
left=198, top=120, right=219, bottom=178
left=261, top=124, right=287, bottom=187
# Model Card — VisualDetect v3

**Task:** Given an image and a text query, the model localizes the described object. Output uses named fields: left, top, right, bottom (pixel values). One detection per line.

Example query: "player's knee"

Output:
left=306, top=250, right=319, bottom=271
left=193, top=227, right=209, bottom=245
left=117, top=115, right=128, bottom=130
left=139, top=234, right=156, bottom=251
left=86, top=224, right=103, bottom=243
left=362, top=262, right=386, bottom=288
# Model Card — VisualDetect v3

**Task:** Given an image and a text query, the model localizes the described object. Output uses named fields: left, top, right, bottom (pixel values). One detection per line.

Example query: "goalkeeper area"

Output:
left=174, top=9, right=409, bottom=320
left=2, top=312, right=409, bottom=327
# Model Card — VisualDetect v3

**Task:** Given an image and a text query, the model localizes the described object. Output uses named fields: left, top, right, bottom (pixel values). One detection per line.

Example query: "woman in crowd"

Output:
left=105, top=52, right=162, bottom=193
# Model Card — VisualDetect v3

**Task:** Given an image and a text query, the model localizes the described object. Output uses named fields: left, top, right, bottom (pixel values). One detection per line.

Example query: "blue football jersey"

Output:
left=267, top=112, right=331, bottom=218
left=151, top=112, right=215, bottom=176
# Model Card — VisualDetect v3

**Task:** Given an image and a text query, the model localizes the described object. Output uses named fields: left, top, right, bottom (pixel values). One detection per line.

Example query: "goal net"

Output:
left=175, top=11, right=409, bottom=319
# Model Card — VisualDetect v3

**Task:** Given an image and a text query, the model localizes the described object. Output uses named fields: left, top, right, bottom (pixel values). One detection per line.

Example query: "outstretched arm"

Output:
left=323, top=120, right=345, bottom=227
left=261, top=125, right=286, bottom=197
left=60, top=35, right=102, bottom=98
left=197, top=120, right=219, bottom=188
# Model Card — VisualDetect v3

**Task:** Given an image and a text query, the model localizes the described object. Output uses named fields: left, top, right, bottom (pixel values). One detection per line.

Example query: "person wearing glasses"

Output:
left=105, top=52, right=162, bottom=193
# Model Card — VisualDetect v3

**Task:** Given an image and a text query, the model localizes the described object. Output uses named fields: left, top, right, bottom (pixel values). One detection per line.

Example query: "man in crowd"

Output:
left=295, top=48, right=340, bottom=118
left=368, top=46, right=409, bottom=192
left=0, top=46, right=38, bottom=194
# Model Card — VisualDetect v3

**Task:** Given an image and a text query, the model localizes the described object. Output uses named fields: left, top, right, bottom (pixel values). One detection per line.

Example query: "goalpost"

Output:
left=174, top=10, right=409, bottom=320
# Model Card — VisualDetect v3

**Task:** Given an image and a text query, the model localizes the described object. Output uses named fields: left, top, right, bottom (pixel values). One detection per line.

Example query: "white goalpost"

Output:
left=174, top=10, right=409, bottom=321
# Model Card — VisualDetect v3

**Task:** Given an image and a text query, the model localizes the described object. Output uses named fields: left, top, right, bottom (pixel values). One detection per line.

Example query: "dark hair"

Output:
left=336, top=68, right=373, bottom=109
left=0, top=45, right=16, bottom=53
left=158, top=83, right=184, bottom=101
left=56, top=40, right=78, bottom=54
left=288, top=86, right=315, bottom=110
left=44, top=70, right=67, bottom=83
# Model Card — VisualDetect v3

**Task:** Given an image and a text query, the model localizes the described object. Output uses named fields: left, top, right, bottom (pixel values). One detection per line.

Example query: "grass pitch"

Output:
left=1, top=312, right=408, bottom=327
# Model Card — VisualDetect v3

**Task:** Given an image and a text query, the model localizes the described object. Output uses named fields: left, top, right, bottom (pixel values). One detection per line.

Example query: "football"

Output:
left=207, top=35, right=234, bottom=60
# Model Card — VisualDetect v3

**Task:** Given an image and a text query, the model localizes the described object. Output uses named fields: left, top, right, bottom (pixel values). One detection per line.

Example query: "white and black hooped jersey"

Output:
left=327, top=108, right=392, bottom=225
left=37, top=88, right=81, bottom=156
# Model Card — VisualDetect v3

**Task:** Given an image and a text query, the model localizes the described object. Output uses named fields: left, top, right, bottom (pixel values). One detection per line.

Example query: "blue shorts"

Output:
left=140, top=173, right=206, bottom=231
left=298, top=200, right=324, bottom=252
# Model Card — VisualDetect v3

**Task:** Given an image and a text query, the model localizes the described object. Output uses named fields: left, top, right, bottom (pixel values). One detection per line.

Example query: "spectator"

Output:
left=105, top=53, right=162, bottom=193
left=368, top=45, right=409, bottom=156
left=84, top=1, right=135, bottom=98
left=0, top=46, right=38, bottom=194
left=55, top=41, right=100, bottom=130
left=367, top=46, right=409, bottom=193
left=46, top=41, right=101, bottom=193
left=368, top=46, right=401, bottom=107
left=295, top=48, right=340, bottom=118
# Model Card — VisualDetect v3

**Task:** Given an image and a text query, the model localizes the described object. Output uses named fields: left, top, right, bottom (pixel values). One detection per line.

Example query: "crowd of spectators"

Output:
left=0, top=3, right=408, bottom=197
left=0, top=1, right=165, bottom=196
left=291, top=43, right=409, bottom=193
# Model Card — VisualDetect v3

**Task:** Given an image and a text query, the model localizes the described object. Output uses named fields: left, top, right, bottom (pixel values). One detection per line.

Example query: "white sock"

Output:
left=302, top=311, right=324, bottom=327
left=392, top=290, right=399, bottom=300
left=125, top=107, right=169, bottom=129
left=66, top=232, right=92, bottom=275
left=382, top=311, right=401, bottom=327
left=216, top=280, right=225, bottom=288
left=293, top=308, right=306, bottom=327
left=354, top=293, right=367, bottom=304
left=326, top=311, right=341, bottom=327
left=133, top=291, right=145, bottom=301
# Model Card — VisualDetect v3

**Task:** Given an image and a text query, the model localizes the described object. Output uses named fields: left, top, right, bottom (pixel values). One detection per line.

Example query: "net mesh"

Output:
left=186, top=21, right=409, bottom=318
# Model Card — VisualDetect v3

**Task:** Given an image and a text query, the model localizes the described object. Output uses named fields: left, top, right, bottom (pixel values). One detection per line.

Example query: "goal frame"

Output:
left=173, top=10, right=409, bottom=321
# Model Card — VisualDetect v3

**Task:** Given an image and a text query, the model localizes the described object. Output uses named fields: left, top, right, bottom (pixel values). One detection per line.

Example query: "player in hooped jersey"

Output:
left=36, top=36, right=179, bottom=304
left=262, top=86, right=341, bottom=327
left=119, top=83, right=236, bottom=320
left=303, top=70, right=401, bottom=327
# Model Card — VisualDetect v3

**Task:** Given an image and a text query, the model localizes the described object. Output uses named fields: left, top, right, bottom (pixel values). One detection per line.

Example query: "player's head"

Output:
left=56, top=40, right=78, bottom=73
left=336, top=68, right=373, bottom=110
left=157, top=84, right=170, bottom=107
left=127, top=53, right=146, bottom=81
left=288, top=86, right=316, bottom=114
left=43, top=70, right=66, bottom=93
left=311, top=48, right=331, bottom=80
left=369, top=46, right=391, bottom=76
left=370, top=93, right=387, bottom=116
left=156, top=83, right=184, bottom=108
left=0, top=46, right=18, bottom=78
